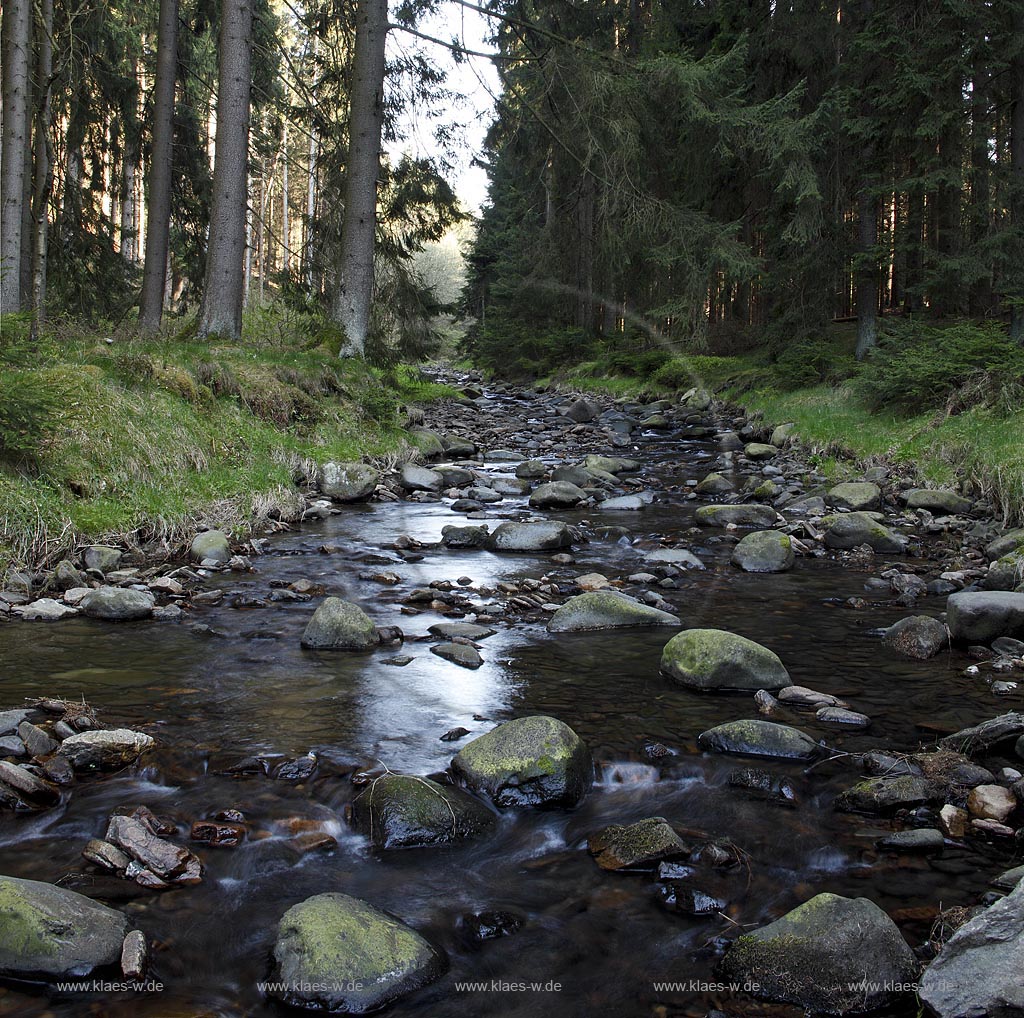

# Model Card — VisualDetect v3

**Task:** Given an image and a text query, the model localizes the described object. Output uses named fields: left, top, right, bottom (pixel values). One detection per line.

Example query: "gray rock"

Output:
left=698, top=720, right=819, bottom=761
left=731, top=530, right=795, bottom=573
left=992, top=865, right=1024, bottom=891
left=428, top=622, right=496, bottom=641
left=920, top=877, right=1024, bottom=1018
left=695, top=504, right=779, bottom=528
left=18, top=722, right=57, bottom=757
left=904, top=488, right=974, bottom=514
left=551, top=464, right=603, bottom=488
left=400, top=464, right=445, bottom=493
left=0, top=875, right=131, bottom=979
left=529, top=480, right=587, bottom=508
left=826, top=481, right=881, bottom=511
left=599, top=494, right=647, bottom=511
left=441, top=434, right=476, bottom=457
left=59, top=729, right=155, bottom=770
left=489, top=476, right=532, bottom=496
left=430, top=642, right=483, bottom=669
left=301, top=598, right=379, bottom=650
left=584, top=454, right=638, bottom=474
left=487, top=521, right=574, bottom=553
left=0, top=760, right=60, bottom=805
left=876, top=828, right=945, bottom=853
left=350, top=773, right=495, bottom=849
left=52, top=560, right=84, bottom=590
left=516, top=459, right=547, bottom=479
left=13, top=598, right=78, bottom=621
left=643, top=547, right=705, bottom=569
left=321, top=461, right=379, bottom=501
left=939, top=712, right=1024, bottom=755
left=987, top=528, right=1024, bottom=561
left=947, top=591, right=1024, bottom=643
left=82, top=839, right=132, bottom=872
left=661, top=629, right=791, bottom=691
left=882, top=615, right=948, bottom=659
left=0, top=710, right=32, bottom=736
left=696, top=472, right=735, bottom=495
left=452, top=715, right=592, bottom=809
left=83, top=545, right=122, bottom=573
left=744, top=442, right=777, bottom=460
left=720, top=893, right=918, bottom=1014
left=983, top=551, right=1024, bottom=591
left=822, top=512, right=907, bottom=553
left=0, top=736, right=25, bottom=757
left=547, top=592, right=680, bottom=633
left=562, top=398, right=600, bottom=423
left=272, top=892, right=447, bottom=1013
left=588, top=817, right=690, bottom=871
left=816, top=706, right=870, bottom=727
left=770, top=422, right=796, bottom=446
left=440, top=524, right=490, bottom=549
left=80, top=586, right=155, bottom=621
left=408, top=429, right=445, bottom=457
left=835, top=775, right=935, bottom=813
left=121, top=929, right=147, bottom=980
left=105, top=815, right=194, bottom=879
left=189, top=530, right=231, bottom=565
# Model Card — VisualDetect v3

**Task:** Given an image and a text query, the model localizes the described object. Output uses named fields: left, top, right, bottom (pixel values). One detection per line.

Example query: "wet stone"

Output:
left=431, top=642, right=483, bottom=669
left=658, top=884, right=727, bottom=916
left=588, top=817, right=691, bottom=871
left=460, top=910, right=524, bottom=942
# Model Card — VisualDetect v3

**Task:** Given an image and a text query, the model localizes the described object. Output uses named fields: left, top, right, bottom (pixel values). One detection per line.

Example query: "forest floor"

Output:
left=0, top=318, right=457, bottom=572
left=549, top=350, right=1024, bottom=527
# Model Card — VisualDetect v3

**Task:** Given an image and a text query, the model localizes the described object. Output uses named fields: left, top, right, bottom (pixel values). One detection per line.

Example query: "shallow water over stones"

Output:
left=0, top=381, right=1020, bottom=1018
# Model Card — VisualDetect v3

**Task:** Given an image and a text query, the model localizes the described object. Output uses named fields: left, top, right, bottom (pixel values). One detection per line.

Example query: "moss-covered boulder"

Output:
left=407, top=428, right=445, bottom=458
left=744, top=442, right=777, bottom=460
left=399, top=463, right=444, bottom=492
left=698, top=720, right=819, bottom=761
left=584, top=454, right=639, bottom=474
left=660, top=629, right=791, bottom=692
left=547, top=592, right=680, bottom=633
left=882, top=615, right=948, bottom=659
left=834, top=775, right=936, bottom=814
left=719, top=893, right=918, bottom=1015
left=903, top=488, right=974, bottom=514
left=696, top=472, right=735, bottom=496
left=695, top=504, right=778, bottom=529
left=301, top=598, right=379, bottom=650
left=486, top=521, right=574, bottom=553
left=189, top=529, right=231, bottom=564
left=826, top=482, right=881, bottom=511
left=947, top=591, right=1024, bottom=642
left=271, top=892, right=446, bottom=1013
left=80, top=586, right=155, bottom=621
left=731, top=531, right=795, bottom=573
left=529, top=480, right=587, bottom=508
left=588, top=817, right=691, bottom=871
left=987, top=528, right=1024, bottom=561
left=320, top=461, right=379, bottom=502
left=350, top=773, right=495, bottom=849
left=822, top=512, right=907, bottom=553
left=983, top=550, right=1024, bottom=591
left=0, top=875, right=130, bottom=979
left=451, top=716, right=592, bottom=809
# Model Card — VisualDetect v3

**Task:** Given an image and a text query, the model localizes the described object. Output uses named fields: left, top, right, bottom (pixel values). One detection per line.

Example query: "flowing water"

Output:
left=0, top=385, right=1018, bottom=1018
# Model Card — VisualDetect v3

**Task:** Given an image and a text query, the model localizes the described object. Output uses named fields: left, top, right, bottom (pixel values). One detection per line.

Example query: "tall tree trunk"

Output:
left=969, top=58, right=992, bottom=316
left=0, top=0, right=33, bottom=313
left=855, top=186, right=879, bottom=359
left=120, top=56, right=140, bottom=264
left=281, top=123, right=290, bottom=275
left=198, top=0, right=253, bottom=339
left=331, top=0, right=388, bottom=357
left=30, top=0, right=54, bottom=325
left=138, top=0, right=178, bottom=334
left=1011, top=2, right=1024, bottom=343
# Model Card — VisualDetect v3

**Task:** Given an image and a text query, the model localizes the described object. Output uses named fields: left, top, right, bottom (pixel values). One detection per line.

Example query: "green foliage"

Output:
left=0, top=369, right=68, bottom=463
left=854, top=321, right=1024, bottom=414
left=465, top=314, right=592, bottom=378
left=768, top=341, right=859, bottom=391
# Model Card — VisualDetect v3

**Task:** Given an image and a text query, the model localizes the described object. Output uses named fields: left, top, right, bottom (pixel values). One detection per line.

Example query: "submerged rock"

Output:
left=0, top=875, right=131, bottom=980
left=660, top=629, right=791, bottom=692
left=301, top=598, right=379, bottom=650
left=720, top=892, right=918, bottom=1015
left=271, top=892, right=446, bottom=1013
left=698, top=720, right=819, bottom=761
left=920, top=877, right=1024, bottom=1018
left=350, top=773, right=495, bottom=849
left=588, top=817, right=690, bottom=871
left=547, top=592, right=680, bottom=633
left=947, top=591, right=1024, bottom=642
left=451, top=715, right=592, bottom=809
left=731, top=530, right=795, bottom=573
left=80, top=587, right=155, bottom=621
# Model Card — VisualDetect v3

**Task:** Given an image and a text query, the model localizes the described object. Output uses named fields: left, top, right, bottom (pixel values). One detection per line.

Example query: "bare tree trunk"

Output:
left=30, top=0, right=54, bottom=325
left=1011, top=2, right=1024, bottom=343
left=244, top=171, right=253, bottom=305
left=1, top=0, right=33, bottom=313
left=198, top=0, right=253, bottom=339
left=119, top=56, right=140, bottom=264
left=138, top=0, right=178, bottom=334
left=331, top=0, right=388, bottom=357
left=855, top=185, right=879, bottom=360
left=303, top=32, right=319, bottom=291
left=281, top=122, right=290, bottom=275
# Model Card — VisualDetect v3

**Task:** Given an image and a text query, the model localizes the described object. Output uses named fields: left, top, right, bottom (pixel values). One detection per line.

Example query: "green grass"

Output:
left=0, top=315, right=457, bottom=573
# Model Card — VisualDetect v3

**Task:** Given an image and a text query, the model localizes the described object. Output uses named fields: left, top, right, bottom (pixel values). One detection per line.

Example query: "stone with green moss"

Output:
left=588, top=817, right=691, bottom=871
left=271, top=892, right=446, bottom=1013
left=407, top=428, right=445, bottom=458
left=720, top=892, right=918, bottom=1015
left=189, top=529, right=231, bottom=564
left=731, top=531, right=795, bottom=573
left=822, top=512, right=906, bottom=553
left=904, top=488, right=974, bottom=514
left=744, top=442, right=777, bottom=460
left=350, top=773, right=495, bottom=849
left=695, top=504, right=778, bottom=529
left=547, top=592, right=680, bottom=633
left=486, top=521, right=574, bottom=553
left=698, top=719, right=819, bottom=761
left=695, top=472, right=735, bottom=496
left=301, top=597, right=379, bottom=651
left=320, top=461, right=379, bottom=502
left=834, top=774, right=935, bottom=814
left=451, top=716, right=593, bottom=809
left=987, top=528, right=1024, bottom=561
left=584, top=454, right=638, bottom=474
left=0, top=875, right=130, bottom=979
left=983, top=550, right=1024, bottom=591
left=660, top=629, right=791, bottom=691
left=826, top=481, right=881, bottom=511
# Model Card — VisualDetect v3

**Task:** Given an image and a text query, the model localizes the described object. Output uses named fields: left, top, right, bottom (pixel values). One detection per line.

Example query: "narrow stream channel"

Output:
left=0, top=380, right=1017, bottom=1018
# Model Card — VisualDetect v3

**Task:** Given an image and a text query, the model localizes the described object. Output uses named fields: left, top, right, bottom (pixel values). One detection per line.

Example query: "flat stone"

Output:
left=835, top=775, right=935, bottom=814
left=58, top=729, right=155, bottom=771
left=13, top=598, right=78, bottom=621
left=430, top=642, right=483, bottom=669
left=695, top=504, right=779, bottom=529
left=698, top=720, right=819, bottom=761
left=816, top=706, right=870, bottom=727
left=80, top=586, right=155, bottom=621
left=0, top=760, right=60, bottom=806
left=588, top=817, right=690, bottom=871
left=876, top=828, right=945, bottom=853
left=428, top=622, right=496, bottom=641
left=904, top=488, right=974, bottom=514
left=547, top=591, right=680, bottom=633
left=17, top=722, right=57, bottom=757
left=643, top=547, right=705, bottom=569
left=487, top=521, right=574, bottom=553
left=947, top=591, right=1024, bottom=643
left=105, top=815, right=194, bottom=880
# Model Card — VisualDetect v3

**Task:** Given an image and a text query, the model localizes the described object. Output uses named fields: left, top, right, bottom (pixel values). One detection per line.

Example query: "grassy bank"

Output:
left=1, top=314, right=456, bottom=572
left=545, top=326, right=1024, bottom=526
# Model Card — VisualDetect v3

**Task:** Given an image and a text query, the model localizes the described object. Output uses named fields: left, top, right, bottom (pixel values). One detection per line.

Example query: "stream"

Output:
left=0, top=379, right=1018, bottom=1018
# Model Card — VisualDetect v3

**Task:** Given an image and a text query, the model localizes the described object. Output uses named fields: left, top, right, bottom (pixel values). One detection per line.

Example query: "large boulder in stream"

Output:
left=451, top=716, right=592, bottom=809
left=486, top=521, right=574, bottom=553
left=983, top=550, right=1024, bottom=591
left=698, top=720, right=819, bottom=761
left=0, top=875, right=131, bottom=979
left=529, top=481, right=587, bottom=509
left=826, top=481, right=881, bottom=511
left=822, top=512, right=907, bottom=553
left=320, top=461, right=379, bottom=502
left=80, top=586, right=155, bottom=621
left=59, top=729, right=155, bottom=771
left=882, top=615, right=948, bottom=659
left=399, top=464, right=444, bottom=493
left=720, top=892, right=919, bottom=1015
left=903, top=488, right=974, bottom=515
left=947, top=591, right=1024, bottom=642
left=584, top=454, right=638, bottom=474
left=301, top=598, right=379, bottom=650
left=271, top=892, right=446, bottom=1014
left=660, top=629, right=791, bottom=692
left=588, top=817, right=691, bottom=871
left=920, top=875, right=1024, bottom=1018
left=731, top=531, right=795, bottom=573
left=350, top=773, right=495, bottom=849
left=547, top=592, right=680, bottom=633
left=695, top=504, right=778, bottom=529
left=189, top=529, right=231, bottom=564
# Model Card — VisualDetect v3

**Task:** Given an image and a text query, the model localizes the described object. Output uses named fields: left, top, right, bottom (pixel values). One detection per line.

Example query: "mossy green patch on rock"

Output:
left=547, top=591, right=681, bottom=633
left=698, top=719, right=819, bottom=761
left=731, top=530, right=795, bottom=573
left=660, top=629, right=791, bottom=692
left=271, top=892, right=447, bottom=1013
left=695, top=504, right=778, bottom=529
left=300, top=597, right=379, bottom=651
left=834, top=775, right=935, bottom=814
left=822, top=512, right=906, bottom=553
left=451, top=715, right=593, bottom=809
left=720, top=892, right=918, bottom=1015
left=588, top=817, right=691, bottom=871
left=0, top=875, right=130, bottom=979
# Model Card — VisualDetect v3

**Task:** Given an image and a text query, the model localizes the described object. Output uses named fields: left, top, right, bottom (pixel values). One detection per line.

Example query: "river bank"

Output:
left=0, top=372, right=1022, bottom=1017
